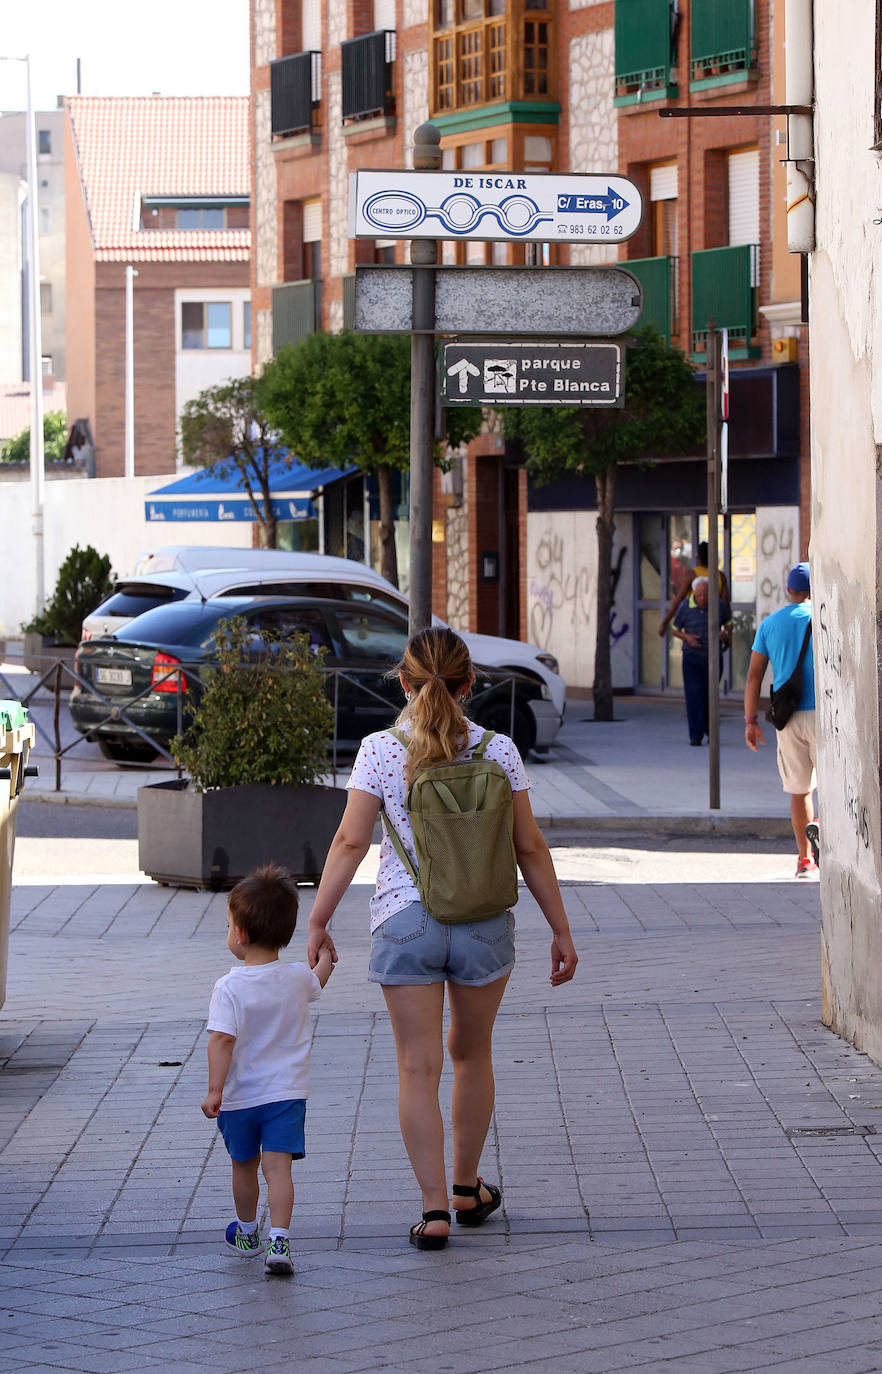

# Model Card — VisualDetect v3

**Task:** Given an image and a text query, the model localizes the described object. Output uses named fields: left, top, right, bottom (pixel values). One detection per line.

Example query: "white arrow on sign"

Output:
left=447, top=357, right=481, bottom=394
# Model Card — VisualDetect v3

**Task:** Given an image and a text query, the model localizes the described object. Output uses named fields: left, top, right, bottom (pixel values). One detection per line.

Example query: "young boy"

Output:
left=201, top=863, right=334, bottom=1276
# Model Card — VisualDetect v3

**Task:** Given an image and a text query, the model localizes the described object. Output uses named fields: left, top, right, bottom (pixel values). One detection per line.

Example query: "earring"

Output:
left=405, top=691, right=414, bottom=702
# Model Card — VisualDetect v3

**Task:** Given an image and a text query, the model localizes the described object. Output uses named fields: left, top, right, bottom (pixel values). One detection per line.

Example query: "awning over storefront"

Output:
left=145, top=458, right=355, bottom=523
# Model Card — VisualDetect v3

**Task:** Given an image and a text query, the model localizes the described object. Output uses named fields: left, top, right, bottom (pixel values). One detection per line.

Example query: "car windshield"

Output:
left=92, top=585, right=189, bottom=618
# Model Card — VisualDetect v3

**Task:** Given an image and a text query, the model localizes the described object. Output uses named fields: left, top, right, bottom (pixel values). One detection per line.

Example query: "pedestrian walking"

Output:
left=307, top=626, right=578, bottom=1251
left=743, top=561, right=817, bottom=877
left=659, top=540, right=731, bottom=637
left=201, top=864, right=335, bottom=1276
left=671, top=576, right=732, bottom=745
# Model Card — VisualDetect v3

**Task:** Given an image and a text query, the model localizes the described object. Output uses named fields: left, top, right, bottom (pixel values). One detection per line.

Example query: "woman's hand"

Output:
left=308, top=923, right=338, bottom=969
left=550, top=930, right=578, bottom=985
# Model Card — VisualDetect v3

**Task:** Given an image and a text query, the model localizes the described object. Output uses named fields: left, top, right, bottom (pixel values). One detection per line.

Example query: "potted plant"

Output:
left=137, top=618, right=346, bottom=889
left=23, top=544, right=114, bottom=676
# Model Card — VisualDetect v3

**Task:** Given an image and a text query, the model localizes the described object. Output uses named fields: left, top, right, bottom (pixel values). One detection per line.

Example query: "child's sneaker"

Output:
left=264, top=1235, right=294, bottom=1276
left=224, top=1221, right=263, bottom=1257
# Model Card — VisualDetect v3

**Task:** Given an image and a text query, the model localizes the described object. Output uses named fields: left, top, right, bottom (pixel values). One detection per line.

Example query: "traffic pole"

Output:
left=705, top=322, right=721, bottom=810
left=407, top=122, right=440, bottom=635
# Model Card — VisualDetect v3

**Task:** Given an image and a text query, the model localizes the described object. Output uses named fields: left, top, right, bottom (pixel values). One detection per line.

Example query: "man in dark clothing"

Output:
left=672, top=577, right=732, bottom=745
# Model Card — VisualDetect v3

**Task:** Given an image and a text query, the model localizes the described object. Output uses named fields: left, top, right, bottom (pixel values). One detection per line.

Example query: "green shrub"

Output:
left=172, top=617, right=334, bottom=791
left=0, top=411, right=68, bottom=464
left=23, top=544, right=114, bottom=645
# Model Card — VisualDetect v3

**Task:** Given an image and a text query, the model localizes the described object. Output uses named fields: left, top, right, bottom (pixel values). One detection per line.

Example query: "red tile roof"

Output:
left=66, top=95, right=250, bottom=263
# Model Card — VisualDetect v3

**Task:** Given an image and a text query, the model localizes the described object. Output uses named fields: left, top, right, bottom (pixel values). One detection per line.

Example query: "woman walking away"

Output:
left=308, top=626, right=578, bottom=1251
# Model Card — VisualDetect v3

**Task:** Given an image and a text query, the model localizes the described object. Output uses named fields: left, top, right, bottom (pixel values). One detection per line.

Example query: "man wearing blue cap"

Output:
left=743, top=561, right=817, bottom=877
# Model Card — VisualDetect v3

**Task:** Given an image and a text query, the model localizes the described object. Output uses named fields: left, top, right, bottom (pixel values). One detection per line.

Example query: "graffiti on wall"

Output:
left=609, top=545, right=630, bottom=645
left=818, top=596, right=871, bottom=851
left=528, top=528, right=592, bottom=649
left=755, top=511, right=798, bottom=621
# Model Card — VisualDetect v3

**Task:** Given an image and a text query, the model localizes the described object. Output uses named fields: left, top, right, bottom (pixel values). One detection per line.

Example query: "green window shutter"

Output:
left=272, top=281, right=318, bottom=352
left=691, top=246, right=758, bottom=356
left=626, top=257, right=675, bottom=345
left=615, top=0, right=674, bottom=98
left=691, top=0, right=755, bottom=82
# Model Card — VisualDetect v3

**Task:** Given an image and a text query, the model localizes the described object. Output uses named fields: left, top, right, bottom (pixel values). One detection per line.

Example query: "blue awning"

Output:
left=145, top=458, right=356, bottom=524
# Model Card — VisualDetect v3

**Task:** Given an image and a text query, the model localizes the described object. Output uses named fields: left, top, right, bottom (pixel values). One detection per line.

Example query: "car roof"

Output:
left=133, top=546, right=394, bottom=587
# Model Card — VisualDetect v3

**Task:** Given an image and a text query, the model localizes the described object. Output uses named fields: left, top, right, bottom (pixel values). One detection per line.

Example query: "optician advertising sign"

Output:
left=348, top=170, right=643, bottom=244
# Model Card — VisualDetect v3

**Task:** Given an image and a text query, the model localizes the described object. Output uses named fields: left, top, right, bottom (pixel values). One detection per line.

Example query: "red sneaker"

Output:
left=796, top=857, right=819, bottom=879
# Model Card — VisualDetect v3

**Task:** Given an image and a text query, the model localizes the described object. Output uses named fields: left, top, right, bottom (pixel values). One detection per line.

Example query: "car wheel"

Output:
left=97, top=738, right=159, bottom=764
left=472, top=704, right=535, bottom=758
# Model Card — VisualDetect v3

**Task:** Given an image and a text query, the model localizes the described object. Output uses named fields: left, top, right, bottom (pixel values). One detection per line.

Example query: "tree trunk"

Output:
left=592, top=464, right=617, bottom=722
left=377, top=464, right=399, bottom=587
left=257, top=477, right=277, bottom=549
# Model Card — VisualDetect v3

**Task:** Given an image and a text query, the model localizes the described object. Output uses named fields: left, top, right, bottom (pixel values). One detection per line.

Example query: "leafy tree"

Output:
left=179, top=376, right=281, bottom=548
left=504, top=327, right=705, bottom=721
left=1, top=411, right=67, bottom=464
left=23, top=544, right=114, bottom=645
left=259, top=331, right=480, bottom=586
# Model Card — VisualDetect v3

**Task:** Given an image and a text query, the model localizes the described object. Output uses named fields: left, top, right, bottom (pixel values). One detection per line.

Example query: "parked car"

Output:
left=70, top=596, right=562, bottom=763
left=81, top=546, right=566, bottom=719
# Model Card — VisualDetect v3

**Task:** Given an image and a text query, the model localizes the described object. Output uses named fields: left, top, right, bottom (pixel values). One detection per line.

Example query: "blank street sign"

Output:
left=354, top=266, right=643, bottom=336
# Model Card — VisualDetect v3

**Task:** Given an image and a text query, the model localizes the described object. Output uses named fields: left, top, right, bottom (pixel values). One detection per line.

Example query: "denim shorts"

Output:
left=217, top=1098, right=306, bottom=1162
left=368, top=902, right=515, bottom=986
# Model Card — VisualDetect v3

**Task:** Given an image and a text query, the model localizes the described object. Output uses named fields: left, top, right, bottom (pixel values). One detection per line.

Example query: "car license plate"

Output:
left=95, top=666, right=133, bottom=687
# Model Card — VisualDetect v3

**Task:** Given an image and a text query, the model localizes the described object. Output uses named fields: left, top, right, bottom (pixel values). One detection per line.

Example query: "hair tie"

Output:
left=432, top=673, right=445, bottom=680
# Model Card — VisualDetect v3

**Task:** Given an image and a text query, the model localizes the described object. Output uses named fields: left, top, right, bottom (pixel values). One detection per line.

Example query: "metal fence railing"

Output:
left=1, top=655, right=525, bottom=793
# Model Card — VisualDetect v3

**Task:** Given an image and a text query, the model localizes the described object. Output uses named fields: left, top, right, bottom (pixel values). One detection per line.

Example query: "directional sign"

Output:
left=349, top=170, right=643, bottom=244
left=442, top=342, right=624, bottom=407
left=354, top=266, right=643, bottom=336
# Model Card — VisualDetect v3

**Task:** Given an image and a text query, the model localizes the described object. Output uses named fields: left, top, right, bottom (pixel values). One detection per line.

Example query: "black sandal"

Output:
left=452, top=1178, right=502, bottom=1226
left=409, top=1209, right=451, bottom=1250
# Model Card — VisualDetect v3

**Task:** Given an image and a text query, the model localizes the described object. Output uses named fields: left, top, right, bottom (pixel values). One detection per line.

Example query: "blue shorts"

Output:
left=368, top=902, right=515, bottom=986
left=217, top=1098, right=306, bottom=1162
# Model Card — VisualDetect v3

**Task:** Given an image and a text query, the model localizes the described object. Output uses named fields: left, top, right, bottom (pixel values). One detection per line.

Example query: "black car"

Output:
left=69, top=595, right=555, bottom=763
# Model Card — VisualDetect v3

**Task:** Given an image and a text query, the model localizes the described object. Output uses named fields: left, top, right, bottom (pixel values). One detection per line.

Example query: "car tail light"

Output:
left=151, top=652, right=187, bottom=693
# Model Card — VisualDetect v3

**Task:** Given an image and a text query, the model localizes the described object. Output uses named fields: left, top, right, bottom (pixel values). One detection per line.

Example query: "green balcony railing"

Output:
left=690, top=0, right=756, bottom=85
left=342, top=273, right=356, bottom=331
left=625, top=255, right=678, bottom=344
left=272, top=280, right=320, bottom=353
left=614, top=0, right=677, bottom=104
left=691, top=245, right=759, bottom=357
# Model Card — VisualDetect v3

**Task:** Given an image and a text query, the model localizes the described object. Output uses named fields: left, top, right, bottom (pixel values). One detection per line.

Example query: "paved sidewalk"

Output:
left=7, top=859, right=882, bottom=1373
left=8, top=665, right=794, bottom=829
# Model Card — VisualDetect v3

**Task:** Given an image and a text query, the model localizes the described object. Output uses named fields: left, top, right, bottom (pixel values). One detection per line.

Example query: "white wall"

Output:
left=810, top=0, right=882, bottom=1063
left=0, top=475, right=252, bottom=636
left=0, top=172, right=22, bottom=382
left=174, top=287, right=251, bottom=463
left=526, top=509, right=633, bottom=691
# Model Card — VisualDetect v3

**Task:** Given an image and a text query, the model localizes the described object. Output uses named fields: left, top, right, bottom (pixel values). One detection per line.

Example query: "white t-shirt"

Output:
left=206, top=960, right=321, bottom=1112
left=347, top=719, right=531, bottom=932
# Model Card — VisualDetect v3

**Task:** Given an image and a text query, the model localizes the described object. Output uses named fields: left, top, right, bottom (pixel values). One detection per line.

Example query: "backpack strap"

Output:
left=380, top=806, right=421, bottom=886
left=471, top=729, right=495, bottom=759
left=387, top=727, right=411, bottom=749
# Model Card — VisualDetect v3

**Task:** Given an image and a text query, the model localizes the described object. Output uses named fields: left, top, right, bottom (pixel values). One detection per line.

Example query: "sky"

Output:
left=1, top=0, right=250, bottom=112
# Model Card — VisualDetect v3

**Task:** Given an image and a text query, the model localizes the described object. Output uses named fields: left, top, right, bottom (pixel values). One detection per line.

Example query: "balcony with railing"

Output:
left=271, top=51, right=322, bottom=138
left=690, top=0, right=756, bottom=89
left=625, top=256, right=678, bottom=344
left=691, top=245, right=760, bottom=359
left=614, top=0, right=678, bottom=106
left=341, top=31, right=396, bottom=122
left=272, top=281, right=321, bottom=352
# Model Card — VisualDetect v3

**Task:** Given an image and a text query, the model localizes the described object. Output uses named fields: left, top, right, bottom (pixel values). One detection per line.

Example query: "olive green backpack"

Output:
left=380, top=728, right=518, bottom=924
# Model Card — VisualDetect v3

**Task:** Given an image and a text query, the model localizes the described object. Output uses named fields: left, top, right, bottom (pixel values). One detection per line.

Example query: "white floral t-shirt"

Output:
left=347, top=719, right=531, bottom=932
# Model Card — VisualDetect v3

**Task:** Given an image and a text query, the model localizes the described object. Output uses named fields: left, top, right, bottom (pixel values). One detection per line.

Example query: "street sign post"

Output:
left=354, top=266, right=642, bottom=336
left=349, top=169, right=643, bottom=244
left=441, top=342, right=624, bottom=407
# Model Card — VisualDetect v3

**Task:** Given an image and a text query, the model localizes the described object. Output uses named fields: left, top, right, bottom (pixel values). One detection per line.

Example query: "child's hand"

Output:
left=314, top=945, right=335, bottom=987
left=201, top=1091, right=223, bottom=1118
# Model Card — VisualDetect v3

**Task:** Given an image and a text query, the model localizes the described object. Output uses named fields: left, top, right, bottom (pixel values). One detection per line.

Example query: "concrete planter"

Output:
left=23, top=633, right=77, bottom=682
left=137, top=778, right=347, bottom=890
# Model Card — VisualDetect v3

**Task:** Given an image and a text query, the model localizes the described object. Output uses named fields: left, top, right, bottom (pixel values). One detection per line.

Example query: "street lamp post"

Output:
left=2, top=53, right=45, bottom=614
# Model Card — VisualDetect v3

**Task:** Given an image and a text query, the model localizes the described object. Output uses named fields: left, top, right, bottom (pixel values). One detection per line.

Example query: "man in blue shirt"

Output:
left=672, top=577, right=732, bottom=745
left=744, top=561, right=816, bottom=877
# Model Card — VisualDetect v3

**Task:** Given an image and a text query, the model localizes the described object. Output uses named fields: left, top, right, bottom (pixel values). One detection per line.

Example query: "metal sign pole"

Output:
left=407, top=123, right=440, bottom=634
left=706, top=323, right=721, bottom=810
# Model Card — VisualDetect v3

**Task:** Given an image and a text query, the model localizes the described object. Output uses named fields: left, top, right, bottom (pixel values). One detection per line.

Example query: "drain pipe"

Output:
left=784, top=0, right=815, bottom=252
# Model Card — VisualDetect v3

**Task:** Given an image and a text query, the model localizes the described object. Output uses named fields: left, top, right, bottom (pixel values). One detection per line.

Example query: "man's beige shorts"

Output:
left=775, top=709, right=816, bottom=794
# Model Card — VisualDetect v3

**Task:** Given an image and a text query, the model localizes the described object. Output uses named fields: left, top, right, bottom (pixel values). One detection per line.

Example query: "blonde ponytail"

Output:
left=394, top=627, right=473, bottom=782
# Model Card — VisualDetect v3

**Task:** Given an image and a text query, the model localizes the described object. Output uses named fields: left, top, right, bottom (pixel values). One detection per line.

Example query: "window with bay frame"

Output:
left=430, top=0, right=556, bottom=114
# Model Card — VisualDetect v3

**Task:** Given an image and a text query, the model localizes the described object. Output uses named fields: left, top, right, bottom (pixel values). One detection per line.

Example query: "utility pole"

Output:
left=407, top=122, right=440, bottom=634
left=705, top=322, right=722, bottom=809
